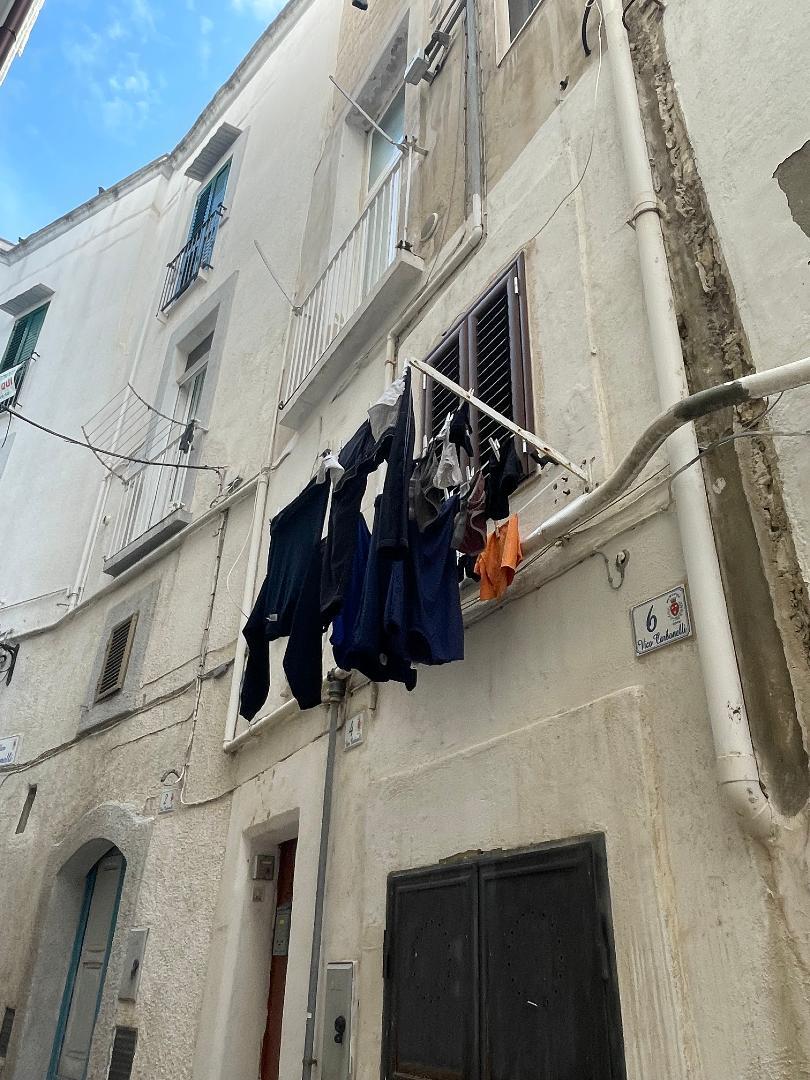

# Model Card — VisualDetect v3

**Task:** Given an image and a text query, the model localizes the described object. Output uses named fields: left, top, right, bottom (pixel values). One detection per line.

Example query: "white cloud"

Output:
left=230, top=0, right=287, bottom=20
left=107, top=20, right=127, bottom=41
left=200, top=15, right=214, bottom=34
left=129, top=0, right=158, bottom=38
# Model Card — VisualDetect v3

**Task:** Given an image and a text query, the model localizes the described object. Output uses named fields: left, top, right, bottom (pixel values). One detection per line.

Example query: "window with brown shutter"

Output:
left=423, top=255, right=533, bottom=469
left=95, top=614, right=138, bottom=703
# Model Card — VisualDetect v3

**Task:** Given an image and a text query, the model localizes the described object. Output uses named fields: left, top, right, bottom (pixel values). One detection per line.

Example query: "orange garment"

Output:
left=474, top=515, right=522, bottom=600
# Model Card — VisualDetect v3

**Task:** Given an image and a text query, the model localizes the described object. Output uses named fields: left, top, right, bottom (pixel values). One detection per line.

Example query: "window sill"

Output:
left=279, top=248, right=424, bottom=431
left=103, top=507, right=192, bottom=577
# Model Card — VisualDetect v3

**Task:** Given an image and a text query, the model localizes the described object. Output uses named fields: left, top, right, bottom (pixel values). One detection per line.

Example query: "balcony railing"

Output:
left=106, top=428, right=194, bottom=558
left=283, top=159, right=403, bottom=403
left=159, top=207, right=224, bottom=313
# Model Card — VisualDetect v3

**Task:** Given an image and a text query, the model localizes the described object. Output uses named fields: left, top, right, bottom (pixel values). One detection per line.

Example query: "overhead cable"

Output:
left=5, top=406, right=227, bottom=479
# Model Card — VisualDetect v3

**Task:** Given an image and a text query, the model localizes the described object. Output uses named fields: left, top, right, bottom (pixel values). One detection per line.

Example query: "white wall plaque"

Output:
left=0, top=734, right=20, bottom=766
left=632, top=585, right=692, bottom=657
left=344, top=710, right=365, bottom=750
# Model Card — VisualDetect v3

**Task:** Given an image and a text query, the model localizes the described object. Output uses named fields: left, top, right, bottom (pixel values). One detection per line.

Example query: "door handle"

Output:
left=334, top=1015, right=346, bottom=1045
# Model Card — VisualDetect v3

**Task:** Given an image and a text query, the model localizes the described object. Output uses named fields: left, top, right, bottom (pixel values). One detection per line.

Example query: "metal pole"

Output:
left=408, top=354, right=590, bottom=481
left=301, top=671, right=349, bottom=1080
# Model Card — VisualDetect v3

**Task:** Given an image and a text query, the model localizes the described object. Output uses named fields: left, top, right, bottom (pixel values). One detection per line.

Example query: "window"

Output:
left=166, top=332, right=211, bottom=506
left=95, top=614, right=138, bottom=703
left=496, top=0, right=543, bottom=59
left=1, top=301, right=48, bottom=399
left=367, top=85, right=405, bottom=194
left=188, top=160, right=231, bottom=243
left=161, top=162, right=231, bottom=312
left=382, top=836, right=626, bottom=1080
left=423, top=256, right=533, bottom=468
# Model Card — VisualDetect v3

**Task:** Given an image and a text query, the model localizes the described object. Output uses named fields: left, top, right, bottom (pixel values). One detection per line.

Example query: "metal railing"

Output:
left=159, top=207, right=224, bottom=313
left=106, top=427, right=194, bottom=557
left=283, top=159, right=403, bottom=402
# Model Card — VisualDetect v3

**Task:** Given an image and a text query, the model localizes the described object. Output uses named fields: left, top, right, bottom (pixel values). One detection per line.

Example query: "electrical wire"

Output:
left=225, top=518, right=254, bottom=620
left=254, top=239, right=298, bottom=310
left=6, top=406, right=227, bottom=480
left=621, top=0, right=637, bottom=29
left=522, top=0, right=604, bottom=254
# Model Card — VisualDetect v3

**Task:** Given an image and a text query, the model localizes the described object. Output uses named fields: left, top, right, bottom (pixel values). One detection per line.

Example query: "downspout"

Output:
left=385, top=0, right=485, bottom=383
left=601, top=0, right=775, bottom=841
left=0, top=0, right=34, bottom=72
left=301, top=670, right=349, bottom=1080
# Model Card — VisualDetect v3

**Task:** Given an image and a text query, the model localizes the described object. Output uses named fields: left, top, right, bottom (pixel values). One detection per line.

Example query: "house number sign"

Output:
left=631, top=585, right=692, bottom=657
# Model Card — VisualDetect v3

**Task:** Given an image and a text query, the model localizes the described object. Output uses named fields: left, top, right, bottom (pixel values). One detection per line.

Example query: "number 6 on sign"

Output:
left=631, top=585, right=692, bottom=657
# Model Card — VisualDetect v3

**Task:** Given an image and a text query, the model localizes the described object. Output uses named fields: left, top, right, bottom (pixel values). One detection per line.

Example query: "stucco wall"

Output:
left=2, top=0, right=810, bottom=1078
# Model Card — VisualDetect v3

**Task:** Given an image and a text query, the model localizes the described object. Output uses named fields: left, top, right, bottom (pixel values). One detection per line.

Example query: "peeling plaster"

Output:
left=775, top=141, right=810, bottom=240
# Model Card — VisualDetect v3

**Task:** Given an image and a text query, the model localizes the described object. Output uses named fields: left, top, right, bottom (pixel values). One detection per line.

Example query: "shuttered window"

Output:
left=1, top=302, right=49, bottom=401
left=107, top=1026, right=138, bottom=1080
left=382, top=836, right=626, bottom=1080
left=95, top=614, right=138, bottom=703
left=424, top=256, right=532, bottom=468
left=188, top=160, right=230, bottom=242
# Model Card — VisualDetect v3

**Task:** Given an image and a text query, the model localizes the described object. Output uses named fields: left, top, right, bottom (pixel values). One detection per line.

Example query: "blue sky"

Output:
left=0, top=0, right=287, bottom=241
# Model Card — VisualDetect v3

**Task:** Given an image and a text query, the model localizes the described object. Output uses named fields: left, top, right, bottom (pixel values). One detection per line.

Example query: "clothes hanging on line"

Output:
left=485, top=436, right=526, bottom=520
left=240, top=476, right=330, bottom=720
left=452, top=469, right=486, bottom=556
left=474, top=514, right=523, bottom=601
left=409, top=446, right=444, bottom=532
left=331, top=514, right=372, bottom=673
left=386, top=492, right=464, bottom=666
left=320, top=367, right=414, bottom=624
left=448, top=400, right=474, bottom=458
left=338, top=494, right=418, bottom=690
left=435, top=413, right=463, bottom=489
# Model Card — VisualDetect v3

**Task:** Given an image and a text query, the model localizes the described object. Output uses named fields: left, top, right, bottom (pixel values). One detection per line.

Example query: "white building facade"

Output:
left=2, top=0, right=810, bottom=1078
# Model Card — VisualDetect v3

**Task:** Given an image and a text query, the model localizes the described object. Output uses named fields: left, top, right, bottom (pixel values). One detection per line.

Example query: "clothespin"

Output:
left=489, top=436, right=501, bottom=461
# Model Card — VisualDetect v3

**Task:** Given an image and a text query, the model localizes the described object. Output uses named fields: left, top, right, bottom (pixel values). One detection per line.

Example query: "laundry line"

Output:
left=406, top=355, right=590, bottom=484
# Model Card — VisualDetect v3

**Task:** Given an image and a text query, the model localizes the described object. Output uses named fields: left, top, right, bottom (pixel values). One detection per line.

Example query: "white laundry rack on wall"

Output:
left=406, top=355, right=591, bottom=485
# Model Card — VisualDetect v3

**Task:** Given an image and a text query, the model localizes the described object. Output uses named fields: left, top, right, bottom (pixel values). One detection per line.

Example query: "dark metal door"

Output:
left=384, top=863, right=479, bottom=1080
left=382, top=837, right=625, bottom=1080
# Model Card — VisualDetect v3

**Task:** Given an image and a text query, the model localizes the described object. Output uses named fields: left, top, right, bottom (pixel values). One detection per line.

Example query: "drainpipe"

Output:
left=0, top=0, right=34, bottom=73
left=601, top=0, right=775, bottom=841
left=385, top=0, right=485, bottom=383
left=301, top=670, right=349, bottom=1080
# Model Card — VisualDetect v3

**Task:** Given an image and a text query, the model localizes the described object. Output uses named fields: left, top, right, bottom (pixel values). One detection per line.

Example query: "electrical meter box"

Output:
left=320, top=962, right=354, bottom=1080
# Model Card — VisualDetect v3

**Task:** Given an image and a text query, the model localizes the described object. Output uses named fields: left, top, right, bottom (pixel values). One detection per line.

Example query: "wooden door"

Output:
left=51, top=850, right=125, bottom=1080
left=260, top=838, right=297, bottom=1080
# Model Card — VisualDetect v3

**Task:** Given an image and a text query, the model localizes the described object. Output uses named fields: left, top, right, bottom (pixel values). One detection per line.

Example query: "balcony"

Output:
left=102, top=427, right=195, bottom=576
left=159, top=206, right=224, bottom=314
left=280, top=157, right=424, bottom=428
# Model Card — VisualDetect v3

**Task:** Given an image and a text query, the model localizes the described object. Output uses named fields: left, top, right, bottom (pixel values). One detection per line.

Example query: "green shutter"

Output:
left=187, top=160, right=231, bottom=241
left=1, top=302, right=49, bottom=376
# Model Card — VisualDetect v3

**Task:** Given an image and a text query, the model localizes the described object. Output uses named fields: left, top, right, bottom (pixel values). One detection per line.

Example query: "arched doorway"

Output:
left=47, top=848, right=126, bottom=1080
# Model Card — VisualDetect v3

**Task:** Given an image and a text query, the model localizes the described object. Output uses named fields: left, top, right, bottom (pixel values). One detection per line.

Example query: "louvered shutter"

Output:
left=1, top=302, right=48, bottom=373
left=107, top=1026, right=138, bottom=1080
left=95, top=614, right=138, bottom=702
left=425, top=322, right=469, bottom=445
left=383, top=864, right=479, bottom=1080
left=187, top=160, right=231, bottom=241
left=423, top=257, right=532, bottom=468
